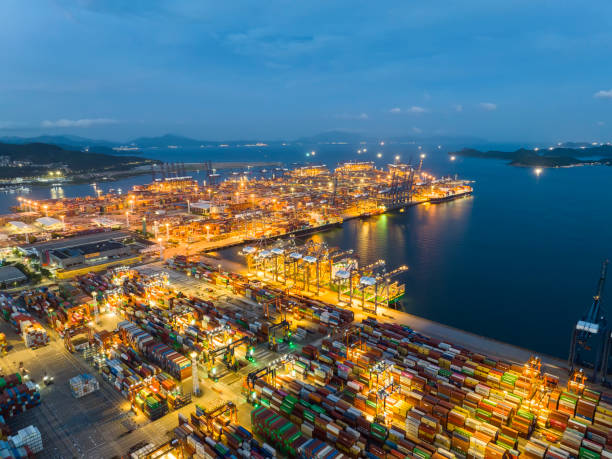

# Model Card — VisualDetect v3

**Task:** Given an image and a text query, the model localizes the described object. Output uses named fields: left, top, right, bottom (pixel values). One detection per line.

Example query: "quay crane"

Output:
left=568, top=260, right=610, bottom=383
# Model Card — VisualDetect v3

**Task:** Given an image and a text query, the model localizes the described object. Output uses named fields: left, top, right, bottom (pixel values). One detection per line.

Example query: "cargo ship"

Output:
left=429, top=188, right=473, bottom=204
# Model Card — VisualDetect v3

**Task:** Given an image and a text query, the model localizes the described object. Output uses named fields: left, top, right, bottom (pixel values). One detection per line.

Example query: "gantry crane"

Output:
left=245, top=354, right=296, bottom=398
left=568, top=368, right=588, bottom=394
left=203, top=325, right=230, bottom=349
left=205, top=335, right=255, bottom=373
left=268, top=320, right=291, bottom=352
left=568, top=260, right=610, bottom=383
left=64, top=325, right=94, bottom=353
left=196, top=402, right=237, bottom=440
left=374, top=380, right=401, bottom=425
left=344, top=325, right=366, bottom=359
left=369, top=265, right=409, bottom=314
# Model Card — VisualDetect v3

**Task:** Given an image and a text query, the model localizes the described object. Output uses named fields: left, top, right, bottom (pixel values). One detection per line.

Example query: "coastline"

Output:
left=0, top=160, right=286, bottom=188
left=200, top=252, right=576, bottom=387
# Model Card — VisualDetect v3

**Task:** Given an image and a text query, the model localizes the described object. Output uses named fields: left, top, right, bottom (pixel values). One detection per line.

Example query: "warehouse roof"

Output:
left=190, top=201, right=212, bottom=210
left=35, top=217, right=62, bottom=227
left=0, top=266, right=27, bottom=283
left=20, top=230, right=131, bottom=252
left=7, top=221, right=30, bottom=230
left=51, top=240, right=125, bottom=259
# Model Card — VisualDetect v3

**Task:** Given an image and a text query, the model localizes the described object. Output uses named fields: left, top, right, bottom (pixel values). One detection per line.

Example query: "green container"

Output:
left=580, top=447, right=600, bottom=459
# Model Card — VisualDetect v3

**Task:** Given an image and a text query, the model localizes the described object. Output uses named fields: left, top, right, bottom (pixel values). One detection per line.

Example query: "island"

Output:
left=452, top=144, right=612, bottom=168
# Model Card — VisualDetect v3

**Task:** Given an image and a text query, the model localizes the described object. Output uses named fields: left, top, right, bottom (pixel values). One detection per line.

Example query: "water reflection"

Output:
left=50, top=186, right=65, bottom=200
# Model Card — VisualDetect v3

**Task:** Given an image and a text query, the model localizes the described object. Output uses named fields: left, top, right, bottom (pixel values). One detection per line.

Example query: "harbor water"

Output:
left=1, top=147, right=611, bottom=359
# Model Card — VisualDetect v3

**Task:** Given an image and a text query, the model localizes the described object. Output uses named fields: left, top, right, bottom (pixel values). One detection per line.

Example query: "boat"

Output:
left=429, top=189, right=473, bottom=204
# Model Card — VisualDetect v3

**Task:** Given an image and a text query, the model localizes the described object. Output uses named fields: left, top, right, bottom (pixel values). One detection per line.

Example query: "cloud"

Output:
left=408, top=106, right=427, bottom=113
left=411, top=126, right=423, bottom=134
left=389, top=106, right=427, bottom=114
left=594, top=89, right=612, bottom=99
left=479, top=102, right=497, bottom=111
left=225, top=29, right=340, bottom=59
left=334, top=113, right=368, bottom=120
left=453, top=104, right=463, bottom=112
left=41, top=118, right=117, bottom=128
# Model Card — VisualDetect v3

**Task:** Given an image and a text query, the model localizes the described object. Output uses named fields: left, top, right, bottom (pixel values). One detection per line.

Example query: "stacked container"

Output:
left=117, top=321, right=191, bottom=380
left=8, top=426, right=42, bottom=454
left=69, top=374, right=100, bottom=398
left=0, top=442, right=32, bottom=458
left=0, top=382, right=40, bottom=419
left=22, top=322, right=49, bottom=348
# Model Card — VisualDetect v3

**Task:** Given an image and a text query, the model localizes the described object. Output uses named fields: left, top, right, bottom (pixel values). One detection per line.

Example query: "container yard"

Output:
left=0, top=249, right=611, bottom=458
left=3, top=160, right=472, bottom=260
left=2, top=161, right=611, bottom=459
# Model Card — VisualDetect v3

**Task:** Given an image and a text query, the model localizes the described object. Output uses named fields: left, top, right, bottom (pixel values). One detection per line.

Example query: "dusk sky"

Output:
left=2, top=0, right=612, bottom=142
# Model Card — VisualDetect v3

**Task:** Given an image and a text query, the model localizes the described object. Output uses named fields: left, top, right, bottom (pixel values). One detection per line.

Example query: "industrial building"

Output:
left=0, top=265, right=27, bottom=288
left=18, top=230, right=142, bottom=278
left=49, top=240, right=135, bottom=269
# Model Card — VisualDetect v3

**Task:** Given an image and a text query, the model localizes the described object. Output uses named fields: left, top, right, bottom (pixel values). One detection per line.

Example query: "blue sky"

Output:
left=1, top=0, right=612, bottom=142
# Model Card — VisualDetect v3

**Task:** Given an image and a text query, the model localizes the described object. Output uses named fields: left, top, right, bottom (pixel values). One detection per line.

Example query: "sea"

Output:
left=1, top=144, right=611, bottom=359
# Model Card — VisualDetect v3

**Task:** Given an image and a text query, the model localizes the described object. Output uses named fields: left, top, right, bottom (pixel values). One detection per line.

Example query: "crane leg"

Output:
left=600, top=328, right=611, bottom=383
left=568, top=327, right=578, bottom=373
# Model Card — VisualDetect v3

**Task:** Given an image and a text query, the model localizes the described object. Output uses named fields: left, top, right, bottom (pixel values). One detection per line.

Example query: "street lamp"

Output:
left=60, top=215, right=65, bottom=230
left=158, top=237, right=164, bottom=260
left=43, top=205, right=48, bottom=217
left=191, top=351, right=200, bottom=396
left=125, top=211, right=130, bottom=228
left=205, top=225, right=210, bottom=241
left=165, top=222, right=170, bottom=239
left=187, top=199, right=191, bottom=214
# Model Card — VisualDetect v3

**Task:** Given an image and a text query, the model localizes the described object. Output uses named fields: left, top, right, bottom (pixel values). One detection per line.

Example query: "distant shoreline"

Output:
left=0, top=160, right=285, bottom=188
left=453, top=146, right=612, bottom=168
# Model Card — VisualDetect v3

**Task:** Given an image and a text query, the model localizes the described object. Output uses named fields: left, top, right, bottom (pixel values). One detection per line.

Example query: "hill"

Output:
left=453, top=146, right=612, bottom=167
left=0, top=142, right=159, bottom=179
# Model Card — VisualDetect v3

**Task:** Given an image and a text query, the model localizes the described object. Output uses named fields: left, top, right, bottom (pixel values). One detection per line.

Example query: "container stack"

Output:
left=0, top=442, right=32, bottom=459
left=129, top=443, right=156, bottom=459
left=69, top=374, right=100, bottom=398
left=175, top=411, right=275, bottom=459
left=0, top=381, right=40, bottom=418
left=248, top=317, right=612, bottom=459
left=252, top=406, right=345, bottom=458
left=22, top=322, right=49, bottom=348
left=0, top=375, right=22, bottom=393
left=138, top=393, right=168, bottom=421
left=117, top=321, right=191, bottom=380
left=8, top=425, right=42, bottom=454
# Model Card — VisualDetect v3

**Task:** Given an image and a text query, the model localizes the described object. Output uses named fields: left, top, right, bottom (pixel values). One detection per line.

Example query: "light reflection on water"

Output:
left=304, top=161, right=612, bottom=359
left=50, top=186, right=65, bottom=200
left=0, top=152, right=610, bottom=359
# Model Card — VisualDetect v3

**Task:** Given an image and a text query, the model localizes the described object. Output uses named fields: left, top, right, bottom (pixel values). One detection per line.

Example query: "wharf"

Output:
left=190, top=191, right=473, bottom=256
left=203, top=255, right=574, bottom=389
